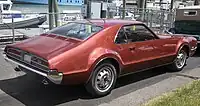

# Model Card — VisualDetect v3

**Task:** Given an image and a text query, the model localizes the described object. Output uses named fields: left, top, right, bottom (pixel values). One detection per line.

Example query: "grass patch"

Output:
left=144, top=80, right=200, bottom=106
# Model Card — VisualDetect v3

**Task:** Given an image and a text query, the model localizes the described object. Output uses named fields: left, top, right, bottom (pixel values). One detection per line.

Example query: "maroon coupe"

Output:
left=3, top=19, right=197, bottom=96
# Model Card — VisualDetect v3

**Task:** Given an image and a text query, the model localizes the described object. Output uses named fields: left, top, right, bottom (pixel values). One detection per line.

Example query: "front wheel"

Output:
left=85, top=62, right=117, bottom=97
left=169, top=49, right=188, bottom=71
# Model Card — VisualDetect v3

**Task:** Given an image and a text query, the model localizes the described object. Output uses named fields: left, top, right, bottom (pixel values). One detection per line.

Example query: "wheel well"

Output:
left=97, top=58, right=120, bottom=76
left=182, top=45, right=189, bottom=57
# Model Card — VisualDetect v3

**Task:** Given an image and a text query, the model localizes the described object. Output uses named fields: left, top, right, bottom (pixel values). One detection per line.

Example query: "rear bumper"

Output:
left=3, top=54, right=63, bottom=84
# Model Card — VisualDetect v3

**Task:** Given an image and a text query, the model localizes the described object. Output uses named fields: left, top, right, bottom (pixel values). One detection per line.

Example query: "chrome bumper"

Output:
left=191, top=46, right=197, bottom=51
left=3, top=54, right=63, bottom=84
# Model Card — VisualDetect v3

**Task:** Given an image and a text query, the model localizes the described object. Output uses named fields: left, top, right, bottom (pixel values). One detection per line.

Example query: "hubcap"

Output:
left=95, top=66, right=114, bottom=93
left=175, top=50, right=187, bottom=69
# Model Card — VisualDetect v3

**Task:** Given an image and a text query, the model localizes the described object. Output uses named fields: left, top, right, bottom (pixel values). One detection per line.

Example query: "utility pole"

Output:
left=137, top=0, right=146, bottom=8
left=53, top=0, right=59, bottom=27
left=48, top=0, right=53, bottom=30
left=142, top=0, right=146, bottom=21
left=170, top=0, right=174, bottom=10
left=122, top=0, right=126, bottom=19
left=48, top=0, right=59, bottom=29
left=160, top=0, right=163, bottom=10
left=159, top=0, right=164, bottom=33
left=84, top=0, right=91, bottom=19
left=137, top=0, right=146, bottom=21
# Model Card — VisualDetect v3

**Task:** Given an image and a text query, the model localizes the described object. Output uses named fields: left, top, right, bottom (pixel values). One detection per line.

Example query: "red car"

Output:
left=3, top=19, right=197, bottom=96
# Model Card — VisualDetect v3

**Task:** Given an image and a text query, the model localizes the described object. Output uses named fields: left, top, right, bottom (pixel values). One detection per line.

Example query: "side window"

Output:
left=115, top=28, right=127, bottom=44
left=124, top=25, right=156, bottom=42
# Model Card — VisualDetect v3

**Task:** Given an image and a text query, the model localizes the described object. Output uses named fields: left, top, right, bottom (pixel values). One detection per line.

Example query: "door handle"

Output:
left=129, top=47, right=135, bottom=51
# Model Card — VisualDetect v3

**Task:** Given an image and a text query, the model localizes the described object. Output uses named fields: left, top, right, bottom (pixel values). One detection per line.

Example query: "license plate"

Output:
left=24, top=54, right=32, bottom=63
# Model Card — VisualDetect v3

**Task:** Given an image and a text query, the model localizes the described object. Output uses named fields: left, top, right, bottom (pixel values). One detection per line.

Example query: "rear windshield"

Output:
left=47, top=22, right=103, bottom=40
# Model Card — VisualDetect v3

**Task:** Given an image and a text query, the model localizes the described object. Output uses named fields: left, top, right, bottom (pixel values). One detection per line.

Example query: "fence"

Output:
left=108, top=7, right=176, bottom=33
left=0, top=8, right=176, bottom=44
left=0, top=12, right=83, bottom=44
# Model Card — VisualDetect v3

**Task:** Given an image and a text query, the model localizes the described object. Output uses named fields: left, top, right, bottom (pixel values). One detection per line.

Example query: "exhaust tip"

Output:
left=14, top=67, right=22, bottom=72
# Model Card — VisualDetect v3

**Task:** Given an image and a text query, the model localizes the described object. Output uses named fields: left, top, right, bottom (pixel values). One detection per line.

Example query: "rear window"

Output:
left=47, top=22, right=103, bottom=40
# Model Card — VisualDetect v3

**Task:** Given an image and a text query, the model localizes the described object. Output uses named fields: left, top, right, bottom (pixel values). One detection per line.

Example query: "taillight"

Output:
left=7, top=48, right=21, bottom=55
left=32, top=56, right=49, bottom=67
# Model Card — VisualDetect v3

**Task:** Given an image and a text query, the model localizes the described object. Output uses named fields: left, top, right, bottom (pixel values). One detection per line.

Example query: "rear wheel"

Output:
left=85, top=61, right=117, bottom=97
left=169, top=48, right=187, bottom=71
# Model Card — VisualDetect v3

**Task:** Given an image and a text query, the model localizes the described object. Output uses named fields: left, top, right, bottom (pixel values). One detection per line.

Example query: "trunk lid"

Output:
left=10, top=34, right=81, bottom=60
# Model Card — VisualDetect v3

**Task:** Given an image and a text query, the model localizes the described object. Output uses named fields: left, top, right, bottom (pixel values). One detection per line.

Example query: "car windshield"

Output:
left=47, top=22, right=103, bottom=40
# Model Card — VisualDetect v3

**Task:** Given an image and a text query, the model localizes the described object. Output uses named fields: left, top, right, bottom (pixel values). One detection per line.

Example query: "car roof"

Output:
left=74, top=19, right=143, bottom=27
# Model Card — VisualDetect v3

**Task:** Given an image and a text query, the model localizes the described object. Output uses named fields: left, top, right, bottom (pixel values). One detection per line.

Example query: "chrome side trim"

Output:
left=3, top=54, right=47, bottom=77
left=118, top=62, right=173, bottom=77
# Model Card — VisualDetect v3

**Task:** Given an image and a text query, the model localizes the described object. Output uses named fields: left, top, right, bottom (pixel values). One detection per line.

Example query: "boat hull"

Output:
left=0, top=15, right=47, bottom=29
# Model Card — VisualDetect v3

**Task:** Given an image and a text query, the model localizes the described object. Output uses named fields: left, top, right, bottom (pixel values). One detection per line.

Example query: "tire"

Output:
left=85, top=61, right=117, bottom=97
left=169, top=48, right=188, bottom=71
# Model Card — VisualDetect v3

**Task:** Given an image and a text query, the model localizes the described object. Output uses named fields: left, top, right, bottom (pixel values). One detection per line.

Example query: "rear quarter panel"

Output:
left=48, top=25, right=122, bottom=84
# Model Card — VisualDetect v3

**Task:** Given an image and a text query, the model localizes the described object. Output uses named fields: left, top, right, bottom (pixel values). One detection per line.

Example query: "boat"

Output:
left=39, top=10, right=82, bottom=33
left=62, top=10, right=82, bottom=22
left=12, top=0, right=83, bottom=6
left=0, top=0, right=47, bottom=29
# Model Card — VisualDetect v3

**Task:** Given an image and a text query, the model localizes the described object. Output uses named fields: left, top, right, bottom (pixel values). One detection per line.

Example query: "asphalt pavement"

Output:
left=0, top=50, right=200, bottom=106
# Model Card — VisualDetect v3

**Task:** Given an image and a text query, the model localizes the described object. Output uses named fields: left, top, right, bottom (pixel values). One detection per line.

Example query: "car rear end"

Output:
left=3, top=46, right=63, bottom=84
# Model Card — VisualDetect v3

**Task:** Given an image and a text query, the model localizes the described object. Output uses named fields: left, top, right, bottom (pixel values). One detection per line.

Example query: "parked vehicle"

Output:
left=3, top=19, right=197, bottom=97
left=0, top=0, right=47, bottom=29
left=169, top=5, right=200, bottom=47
